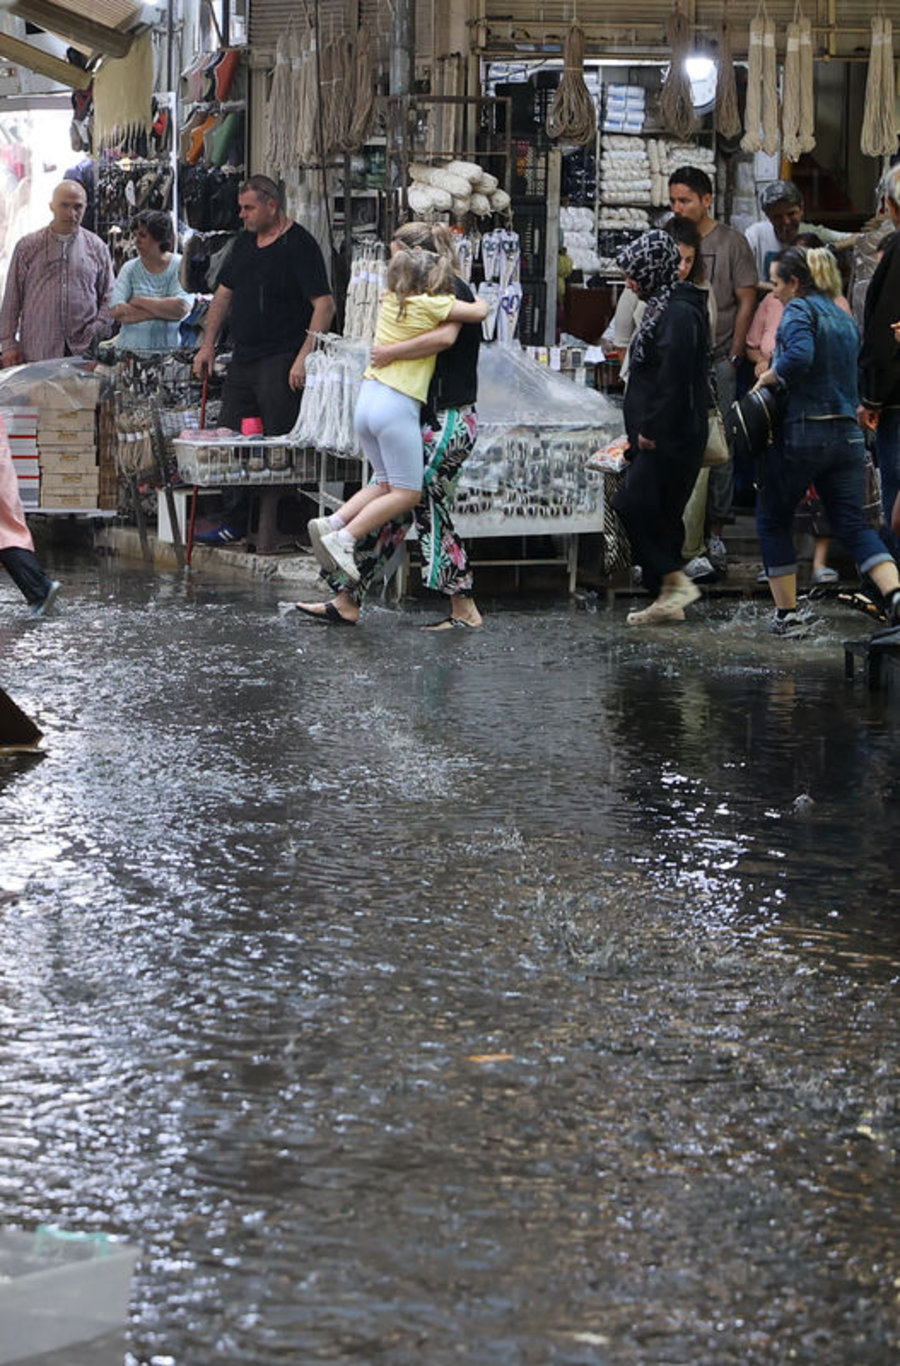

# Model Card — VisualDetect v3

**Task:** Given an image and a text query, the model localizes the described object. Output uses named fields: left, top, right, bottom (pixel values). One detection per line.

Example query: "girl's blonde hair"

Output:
left=805, top=245, right=843, bottom=299
left=393, top=220, right=460, bottom=271
left=387, top=245, right=456, bottom=317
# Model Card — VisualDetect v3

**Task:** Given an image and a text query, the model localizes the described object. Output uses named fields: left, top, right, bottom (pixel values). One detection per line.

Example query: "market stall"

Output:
left=173, top=333, right=623, bottom=589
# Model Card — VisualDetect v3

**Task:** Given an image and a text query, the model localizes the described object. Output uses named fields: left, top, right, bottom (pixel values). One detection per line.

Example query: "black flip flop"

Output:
left=420, top=617, right=481, bottom=631
left=296, top=602, right=356, bottom=627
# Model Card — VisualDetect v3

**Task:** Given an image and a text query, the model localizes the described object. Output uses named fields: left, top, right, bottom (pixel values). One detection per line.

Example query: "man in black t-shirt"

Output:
left=192, top=176, right=334, bottom=540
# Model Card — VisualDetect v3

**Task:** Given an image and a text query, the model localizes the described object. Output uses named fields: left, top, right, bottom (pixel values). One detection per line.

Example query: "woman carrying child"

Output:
left=305, top=242, right=486, bottom=587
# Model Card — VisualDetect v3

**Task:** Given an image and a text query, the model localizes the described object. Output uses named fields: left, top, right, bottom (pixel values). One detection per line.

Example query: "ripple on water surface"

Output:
left=0, top=564, right=898, bottom=1364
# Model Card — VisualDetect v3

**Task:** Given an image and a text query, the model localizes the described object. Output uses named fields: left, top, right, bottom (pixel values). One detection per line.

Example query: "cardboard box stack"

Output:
left=33, top=375, right=101, bottom=510
left=2, top=408, right=41, bottom=508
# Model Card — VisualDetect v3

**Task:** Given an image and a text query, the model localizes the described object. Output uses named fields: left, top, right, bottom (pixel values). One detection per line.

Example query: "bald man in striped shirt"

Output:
left=0, top=180, right=114, bottom=367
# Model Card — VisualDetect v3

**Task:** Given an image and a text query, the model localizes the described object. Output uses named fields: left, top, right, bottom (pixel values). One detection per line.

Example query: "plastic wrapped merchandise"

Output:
left=452, top=342, right=624, bottom=523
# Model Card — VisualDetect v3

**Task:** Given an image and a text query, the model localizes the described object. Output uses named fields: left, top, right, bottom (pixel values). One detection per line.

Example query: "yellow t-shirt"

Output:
left=363, top=292, right=456, bottom=402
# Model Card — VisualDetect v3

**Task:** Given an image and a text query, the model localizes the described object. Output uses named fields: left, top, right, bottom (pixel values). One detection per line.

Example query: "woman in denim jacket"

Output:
left=754, top=246, right=900, bottom=637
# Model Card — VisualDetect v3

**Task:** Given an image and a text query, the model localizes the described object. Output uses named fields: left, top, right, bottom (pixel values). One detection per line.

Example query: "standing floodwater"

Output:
left=1, top=557, right=898, bottom=1365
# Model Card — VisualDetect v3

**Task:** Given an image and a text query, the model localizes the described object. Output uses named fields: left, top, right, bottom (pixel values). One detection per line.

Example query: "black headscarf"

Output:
left=616, top=230, right=681, bottom=368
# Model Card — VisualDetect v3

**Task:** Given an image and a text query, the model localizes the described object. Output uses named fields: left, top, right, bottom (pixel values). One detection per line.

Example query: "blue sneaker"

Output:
left=193, top=523, right=244, bottom=545
left=29, top=580, right=60, bottom=619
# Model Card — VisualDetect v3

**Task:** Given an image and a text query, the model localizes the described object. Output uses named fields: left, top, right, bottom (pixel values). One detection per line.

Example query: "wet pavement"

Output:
left=1, top=551, right=899, bottom=1365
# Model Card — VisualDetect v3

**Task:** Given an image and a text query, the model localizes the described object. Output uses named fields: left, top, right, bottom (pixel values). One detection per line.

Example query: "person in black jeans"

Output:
left=191, top=175, right=335, bottom=543
left=0, top=418, right=59, bottom=618
left=612, top=230, right=710, bottom=626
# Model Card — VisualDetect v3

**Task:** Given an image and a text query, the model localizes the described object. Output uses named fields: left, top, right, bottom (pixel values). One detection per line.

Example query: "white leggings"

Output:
left=353, top=378, right=424, bottom=491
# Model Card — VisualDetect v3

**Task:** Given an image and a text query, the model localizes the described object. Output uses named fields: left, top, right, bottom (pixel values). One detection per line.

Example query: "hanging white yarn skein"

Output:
left=761, top=16, right=779, bottom=156
left=861, top=16, right=896, bottom=158
left=782, top=18, right=802, bottom=162
left=741, top=13, right=764, bottom=153
left=798, top=17, right=816, bottom=152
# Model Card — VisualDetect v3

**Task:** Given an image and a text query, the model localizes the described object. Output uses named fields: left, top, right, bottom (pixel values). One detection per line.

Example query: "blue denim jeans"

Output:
left=876, top=405, right=900, bottom=558
left=756, top=416, right=896, bottom=578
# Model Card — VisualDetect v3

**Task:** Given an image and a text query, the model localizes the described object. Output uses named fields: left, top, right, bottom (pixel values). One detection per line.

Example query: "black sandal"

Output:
left=296, top=602, right=357, bottom=627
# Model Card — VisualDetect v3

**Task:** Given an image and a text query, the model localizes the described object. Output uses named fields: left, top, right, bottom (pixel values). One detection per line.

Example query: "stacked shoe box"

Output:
left=2, top=408, right=40, bottom=508
left=36, top=387, right=100, bottom=510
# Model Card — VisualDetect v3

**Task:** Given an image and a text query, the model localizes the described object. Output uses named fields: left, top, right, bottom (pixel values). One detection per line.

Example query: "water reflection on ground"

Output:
left=0, top=559, right=898, bottom=1365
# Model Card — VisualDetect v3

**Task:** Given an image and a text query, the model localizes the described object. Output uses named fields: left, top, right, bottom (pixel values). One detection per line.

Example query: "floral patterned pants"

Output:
left=322, top=405, right=478, bottom=604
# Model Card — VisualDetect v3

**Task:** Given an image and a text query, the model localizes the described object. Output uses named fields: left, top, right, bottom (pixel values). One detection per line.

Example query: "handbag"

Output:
left=727, top=384, right=784, bottom=465
left=702, top=408, right=729, bottom=468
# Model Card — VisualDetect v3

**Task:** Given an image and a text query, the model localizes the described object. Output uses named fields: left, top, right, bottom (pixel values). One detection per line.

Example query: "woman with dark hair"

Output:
left=665, top=216, right=721, bottom=584
left=612, top=229, right=709, bottom=625
left=754, top=245, right=900, bottom=636
left=296, top=220, right=485, bottom=629
left=111, top=209, right=192, bottom=354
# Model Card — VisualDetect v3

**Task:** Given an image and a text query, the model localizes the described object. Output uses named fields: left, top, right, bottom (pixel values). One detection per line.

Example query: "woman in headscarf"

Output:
left=612, top=229, right=710, bottom=625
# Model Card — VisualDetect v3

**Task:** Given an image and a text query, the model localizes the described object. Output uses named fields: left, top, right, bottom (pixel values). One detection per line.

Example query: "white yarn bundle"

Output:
left=782, top=10, right=815, bottom=162
left=407, top=158, right=510, bottom=220
left=342, top=243, right=387, bottom=342
left=798, top=15, right=815, bottom=153
left=861, top=15, right=897, bottom=158
left=761, top=15, right=779, bottom=155
left=741, top=13, right=764, bottom=153
left=741, top=9, right=779, bottom=156
left=291, top=336, right=368, bottom=454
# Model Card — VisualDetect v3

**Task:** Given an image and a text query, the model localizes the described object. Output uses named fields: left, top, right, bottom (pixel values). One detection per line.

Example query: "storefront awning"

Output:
left=0, top=0, right=158, bottom=89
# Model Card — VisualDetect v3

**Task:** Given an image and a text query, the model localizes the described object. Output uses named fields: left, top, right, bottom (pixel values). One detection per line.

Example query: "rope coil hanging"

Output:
left=546, top=21, right=597, bottom=146
left=715, top=22, right=741, bottom=141
left=660, top=3, right=696, bottom=141
left=861, top=14, right=897, bottom=158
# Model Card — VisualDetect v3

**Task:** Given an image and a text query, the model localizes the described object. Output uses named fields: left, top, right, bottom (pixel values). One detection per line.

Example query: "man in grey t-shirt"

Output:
left=669, top=165, right=758, bottom=572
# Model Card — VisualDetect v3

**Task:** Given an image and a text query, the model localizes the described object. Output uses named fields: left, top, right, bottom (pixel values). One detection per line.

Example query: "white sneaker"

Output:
left=684, top=555, right=717, bottom=583
left=320, top=530, right=360, bottom=582
left=307, top=516, right=332, bottom=561
left=708, top=533, right=727, bottom=571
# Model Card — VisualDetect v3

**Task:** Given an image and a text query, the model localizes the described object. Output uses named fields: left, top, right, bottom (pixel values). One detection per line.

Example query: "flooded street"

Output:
left=1, top=552, right=899, bottom=1365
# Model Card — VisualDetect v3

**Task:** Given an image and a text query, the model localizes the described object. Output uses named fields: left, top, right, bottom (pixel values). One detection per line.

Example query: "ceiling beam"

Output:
left=9, top=0, right=135, bottom=59
left=0, top=29, right=93, bottom=87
